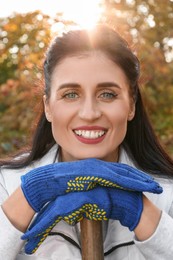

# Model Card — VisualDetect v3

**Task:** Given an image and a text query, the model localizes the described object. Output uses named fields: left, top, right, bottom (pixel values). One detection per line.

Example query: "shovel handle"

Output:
left=80, top=218, right=104, bottom=260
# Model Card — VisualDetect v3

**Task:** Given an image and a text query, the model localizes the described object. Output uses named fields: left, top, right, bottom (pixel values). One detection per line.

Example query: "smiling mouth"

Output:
left=74, top=130, right=106, bottom=139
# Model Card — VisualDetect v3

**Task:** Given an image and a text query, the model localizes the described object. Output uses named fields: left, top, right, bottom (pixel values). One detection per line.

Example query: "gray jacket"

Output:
left=0, top=145, right=173, bottom=260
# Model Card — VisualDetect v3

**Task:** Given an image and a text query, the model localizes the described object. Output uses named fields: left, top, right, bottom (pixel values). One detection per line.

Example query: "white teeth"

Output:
left=74, top=130, right=105, bottom=139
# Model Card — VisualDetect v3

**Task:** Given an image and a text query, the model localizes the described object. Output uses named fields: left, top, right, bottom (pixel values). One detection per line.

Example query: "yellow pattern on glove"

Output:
left=31, top=203, right=107, bottom=254
left=66, top=175, right=123, bottom=192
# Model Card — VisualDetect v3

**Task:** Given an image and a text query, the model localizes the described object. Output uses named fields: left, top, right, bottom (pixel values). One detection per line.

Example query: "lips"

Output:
left=73, top=126, right=107, bottom=144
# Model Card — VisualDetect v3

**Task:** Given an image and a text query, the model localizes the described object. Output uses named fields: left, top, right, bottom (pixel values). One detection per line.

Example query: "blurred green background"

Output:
left=0, top=0, right=173, bottom=158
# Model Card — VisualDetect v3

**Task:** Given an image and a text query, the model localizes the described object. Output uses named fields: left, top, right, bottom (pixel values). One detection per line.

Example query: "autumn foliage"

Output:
left=0, top=2, right=173, bottom=158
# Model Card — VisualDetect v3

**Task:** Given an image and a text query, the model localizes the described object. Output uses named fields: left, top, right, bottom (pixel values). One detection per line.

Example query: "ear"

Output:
left=128, top=103, right=135, bottom=121
left=43, top=95, right=52, bottom=122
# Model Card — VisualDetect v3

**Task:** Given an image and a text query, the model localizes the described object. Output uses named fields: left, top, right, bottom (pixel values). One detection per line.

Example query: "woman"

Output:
left=0, top=24, right=173, bottom=259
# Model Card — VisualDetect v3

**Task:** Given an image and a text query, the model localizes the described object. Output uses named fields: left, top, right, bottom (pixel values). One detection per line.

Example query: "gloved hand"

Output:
left=21, top=158, right=162, bottom=212
left=22, top=186, right=144, bottom=254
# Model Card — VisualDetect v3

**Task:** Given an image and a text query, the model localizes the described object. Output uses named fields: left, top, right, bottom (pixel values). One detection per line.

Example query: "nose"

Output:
left=78, top=97, right=102, bottom=121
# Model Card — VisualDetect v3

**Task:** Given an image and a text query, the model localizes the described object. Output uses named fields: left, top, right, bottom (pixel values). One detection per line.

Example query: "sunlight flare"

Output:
left=61, top=0, right=103, bottom=29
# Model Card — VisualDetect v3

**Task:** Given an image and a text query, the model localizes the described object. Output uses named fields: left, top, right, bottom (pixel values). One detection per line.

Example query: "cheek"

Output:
left=112, top=116, right=128, bottom=136
left=109, top=105, right=130, bottom=140
left=50, top=105, right=73, bottom=141
left=109, top=103, right=130, bottom=125
left=51, top=110, right=66, bottom=131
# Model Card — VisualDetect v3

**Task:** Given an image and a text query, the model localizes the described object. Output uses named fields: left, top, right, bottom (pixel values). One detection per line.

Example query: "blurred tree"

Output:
left=0, top=79, right=38, bottom=153
left=100, top=0, right=173, bottom=156
left=0, top=11, right=74, bottom=156
left=0, top=11, right=52, bottom=155
left=0, top=11, right=51, bottom=84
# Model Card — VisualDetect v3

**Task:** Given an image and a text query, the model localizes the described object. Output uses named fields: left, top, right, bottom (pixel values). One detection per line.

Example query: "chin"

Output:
left=73, top=153, right=114, bottom=162
left=62, top=149, right=117, bottom=162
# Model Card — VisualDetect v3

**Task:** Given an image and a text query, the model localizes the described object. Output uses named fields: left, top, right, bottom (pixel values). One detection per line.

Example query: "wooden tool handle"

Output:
left=80, top=218, right=104, bottom=260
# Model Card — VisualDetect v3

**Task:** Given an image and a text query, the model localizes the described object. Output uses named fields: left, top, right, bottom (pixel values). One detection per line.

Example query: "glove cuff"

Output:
left=21, top=165, right=55, bottom=212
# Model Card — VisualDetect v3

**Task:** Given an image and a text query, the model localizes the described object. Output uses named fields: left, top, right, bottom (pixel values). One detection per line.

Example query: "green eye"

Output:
left=100, top=92, right=117, bottom=99
left=63, top=92, right=79, bottom=99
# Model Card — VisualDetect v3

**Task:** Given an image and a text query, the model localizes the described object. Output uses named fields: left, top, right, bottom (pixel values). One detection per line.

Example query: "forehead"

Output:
left=51, top=51, right=129, bottom=86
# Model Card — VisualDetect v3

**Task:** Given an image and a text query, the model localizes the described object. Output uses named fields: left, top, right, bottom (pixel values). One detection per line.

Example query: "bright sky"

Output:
left=0, top=0, right=103, bottom=29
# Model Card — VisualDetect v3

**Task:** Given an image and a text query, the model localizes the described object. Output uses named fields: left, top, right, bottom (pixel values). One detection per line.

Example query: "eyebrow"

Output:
left=57, top=82, right=121, bottom=90
left=57, top=83, right=81, bottom=90
left=97, top=82, right=121, bottom=89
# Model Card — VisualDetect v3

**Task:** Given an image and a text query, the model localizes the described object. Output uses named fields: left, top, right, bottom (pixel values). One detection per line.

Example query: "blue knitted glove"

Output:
left=22, top=186, right=144, bottom=254
left=21, top=158, right=162, bottom=212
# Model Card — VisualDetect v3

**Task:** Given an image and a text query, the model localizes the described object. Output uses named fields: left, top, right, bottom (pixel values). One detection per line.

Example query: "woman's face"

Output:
left=44, top=52, right=135, bottom=162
